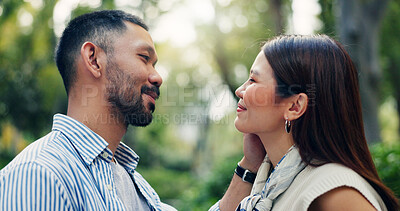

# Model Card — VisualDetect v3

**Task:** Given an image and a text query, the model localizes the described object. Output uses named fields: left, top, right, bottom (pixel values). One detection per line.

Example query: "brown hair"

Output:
left=263, top=34, right=399, bottom=210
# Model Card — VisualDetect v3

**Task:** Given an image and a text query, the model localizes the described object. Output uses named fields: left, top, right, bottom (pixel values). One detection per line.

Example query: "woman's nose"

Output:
left=235, top=84, right=245, bottom=99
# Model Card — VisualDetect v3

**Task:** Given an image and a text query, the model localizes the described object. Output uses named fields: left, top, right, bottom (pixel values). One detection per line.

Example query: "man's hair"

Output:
left=55, top=10, right=148, bottom=94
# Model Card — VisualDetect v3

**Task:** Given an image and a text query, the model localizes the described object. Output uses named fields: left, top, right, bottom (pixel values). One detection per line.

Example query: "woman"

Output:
left=209, top=35, right=399, bottom=211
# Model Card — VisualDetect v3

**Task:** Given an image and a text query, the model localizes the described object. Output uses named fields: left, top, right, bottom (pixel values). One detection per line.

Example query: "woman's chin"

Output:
left=234, top=119, right=249, bottom=133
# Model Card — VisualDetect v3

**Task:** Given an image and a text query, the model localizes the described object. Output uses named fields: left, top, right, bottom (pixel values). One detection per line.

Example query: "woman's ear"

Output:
left=286, top=93, right=308, bottom=121
left=80, top=42, right=105, bottom=78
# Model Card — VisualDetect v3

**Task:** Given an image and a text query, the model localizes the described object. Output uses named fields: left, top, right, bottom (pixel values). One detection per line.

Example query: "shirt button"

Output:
left=107, top=184, right=112, bottom=190
left=102, top=152, right=109, bottom=159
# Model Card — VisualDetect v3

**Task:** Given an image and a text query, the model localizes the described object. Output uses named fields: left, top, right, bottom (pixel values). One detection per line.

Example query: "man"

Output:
left=0, top=10, right=176, bottom=210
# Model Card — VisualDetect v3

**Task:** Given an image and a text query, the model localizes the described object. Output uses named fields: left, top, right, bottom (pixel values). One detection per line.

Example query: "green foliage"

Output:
left=131, top=118, right=193, bottom=171
left=380, top=0, right=400, bottom=104
left=317, top=0, right=336, bottom=36
left=136, top=166, right=193, bottom=206
left=1, top=1, right=400, bottom=210
left=0, top=0, right=65, bottom=137
left=0, top=151, right=13, bottom=169
left=371, top=142, right=400, bottom=198
left=176, top=153, right=242, bottom=211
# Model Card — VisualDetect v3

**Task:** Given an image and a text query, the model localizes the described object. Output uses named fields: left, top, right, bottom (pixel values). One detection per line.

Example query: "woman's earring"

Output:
left=285, top=118, right=291, bottom=133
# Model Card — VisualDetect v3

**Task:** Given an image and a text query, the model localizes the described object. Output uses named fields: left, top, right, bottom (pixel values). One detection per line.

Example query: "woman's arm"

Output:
left=218, top=134, right=266, bottom=211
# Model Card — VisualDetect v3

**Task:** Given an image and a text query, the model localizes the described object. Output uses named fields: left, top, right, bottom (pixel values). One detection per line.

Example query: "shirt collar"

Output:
left=114, top=142, right=140, bottom=173
left=51, top=114, right=112, bottom=165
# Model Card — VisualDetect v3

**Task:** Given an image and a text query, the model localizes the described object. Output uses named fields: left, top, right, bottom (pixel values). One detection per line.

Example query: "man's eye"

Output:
left=140, top=55, right=150, bottom=61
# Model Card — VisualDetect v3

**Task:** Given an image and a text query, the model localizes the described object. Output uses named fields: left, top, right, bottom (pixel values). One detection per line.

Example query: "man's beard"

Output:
left=105, top=62, right=159, bottom=127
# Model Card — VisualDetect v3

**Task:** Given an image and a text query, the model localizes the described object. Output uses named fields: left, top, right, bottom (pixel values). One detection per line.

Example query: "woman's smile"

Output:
left=237, top=102, right=247, bottom=112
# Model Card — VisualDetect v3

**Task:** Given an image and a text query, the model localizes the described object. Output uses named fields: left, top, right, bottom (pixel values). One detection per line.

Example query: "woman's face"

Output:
left=234, top=51, right=289, bottom=135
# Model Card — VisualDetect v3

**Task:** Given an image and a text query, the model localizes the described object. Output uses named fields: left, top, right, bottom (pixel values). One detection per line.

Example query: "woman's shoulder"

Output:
left=303, top=162, right=361, bottom=180
left=307, top=186, right=377, bottom=211
left=309, top=162, right=358, bottom=172
left=272, top=163, right=387, bottom=211
left=291, top=163, right=367, bottom=190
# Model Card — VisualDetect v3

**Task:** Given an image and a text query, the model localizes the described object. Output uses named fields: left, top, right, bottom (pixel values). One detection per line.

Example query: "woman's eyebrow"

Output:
left=250, top=69, right=260, bottom=76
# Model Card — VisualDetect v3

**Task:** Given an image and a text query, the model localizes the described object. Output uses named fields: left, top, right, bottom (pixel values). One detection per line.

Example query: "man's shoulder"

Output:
left=0, top=131, right=79, bottom=210
left=1, top=130, right=75, bottom=177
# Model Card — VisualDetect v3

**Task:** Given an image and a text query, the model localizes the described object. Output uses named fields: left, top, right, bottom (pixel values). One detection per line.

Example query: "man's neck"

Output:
left=67, top=104, right=127, bottom=155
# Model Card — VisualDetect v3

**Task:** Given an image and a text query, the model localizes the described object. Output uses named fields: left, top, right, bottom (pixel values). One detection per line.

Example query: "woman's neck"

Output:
left=257, top=132, right=295, bottom=167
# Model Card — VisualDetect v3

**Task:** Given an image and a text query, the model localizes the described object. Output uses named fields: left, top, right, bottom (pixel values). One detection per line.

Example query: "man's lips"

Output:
left=141, top=85, right=160, bottom=104
left=144, top=92, right=158, bottom=104
left=146, top=92, right=158, bottom=100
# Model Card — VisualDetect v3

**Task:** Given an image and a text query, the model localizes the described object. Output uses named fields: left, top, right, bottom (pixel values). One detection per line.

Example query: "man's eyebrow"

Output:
left=137, top=44, right=155, bottom=54
left=145, top=45, right=156, bottom=56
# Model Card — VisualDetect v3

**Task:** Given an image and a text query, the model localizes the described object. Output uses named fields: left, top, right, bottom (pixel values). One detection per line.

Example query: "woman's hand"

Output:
left=240, top=133, right=266, bottom=173
left=217, top=134, right=266, bottom=211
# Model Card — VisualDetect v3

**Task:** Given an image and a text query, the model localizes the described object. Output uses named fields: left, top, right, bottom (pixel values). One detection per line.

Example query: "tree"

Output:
left=380, top=0, right=400, bottom=135
left=188, top=0, right=284, bottom=173
left=212, top=0, right=289, bottom=98
left=336, top=0, right=389, bottom=143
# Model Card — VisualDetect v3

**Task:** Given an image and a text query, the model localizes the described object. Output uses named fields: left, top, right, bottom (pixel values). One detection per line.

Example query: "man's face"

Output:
left=105, top=22, right=162, bottom=127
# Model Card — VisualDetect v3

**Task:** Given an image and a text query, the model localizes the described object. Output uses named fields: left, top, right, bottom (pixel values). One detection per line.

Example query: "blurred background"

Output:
left=0, top=0, right=399, bottom=209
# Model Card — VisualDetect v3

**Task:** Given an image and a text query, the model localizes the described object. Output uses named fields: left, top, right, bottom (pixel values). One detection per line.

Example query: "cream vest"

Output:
left=272, top=163, right=387, bottom=211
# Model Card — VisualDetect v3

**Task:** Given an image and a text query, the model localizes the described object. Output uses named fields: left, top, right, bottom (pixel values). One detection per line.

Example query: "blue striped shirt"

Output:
left=208, top=202, right=220, bottom=210
left=0, top=114, right=176, bottom=211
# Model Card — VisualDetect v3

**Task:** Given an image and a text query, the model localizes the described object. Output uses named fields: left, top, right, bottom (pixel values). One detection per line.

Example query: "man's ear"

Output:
left=80, top=42, right=105, bottom=78
left=285, top=93, right=308, bottom=121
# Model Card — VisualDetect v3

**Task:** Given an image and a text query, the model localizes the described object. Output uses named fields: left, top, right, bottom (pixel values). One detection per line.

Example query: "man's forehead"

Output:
left=135, top=42, right=156, bottom=54
left=114, top=23, right=156, bottom=54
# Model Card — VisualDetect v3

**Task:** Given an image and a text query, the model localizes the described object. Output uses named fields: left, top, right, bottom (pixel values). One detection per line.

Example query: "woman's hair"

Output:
left=262, top=34, right=399, bottom=210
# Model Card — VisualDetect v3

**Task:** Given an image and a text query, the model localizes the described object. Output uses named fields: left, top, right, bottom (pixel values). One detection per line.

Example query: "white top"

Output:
left=272, top=163, right=387, bottom=211
left=110, top=160, right=151, bottom=211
